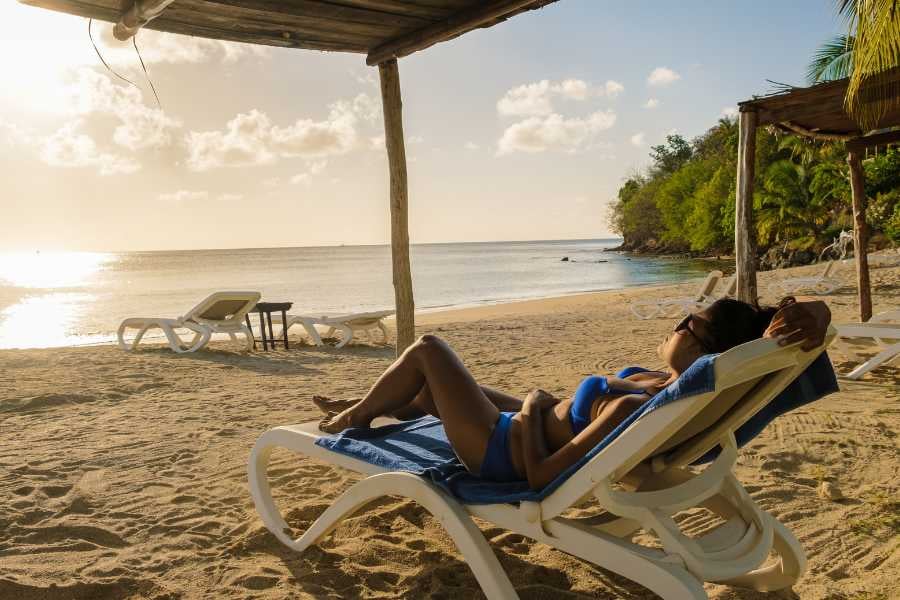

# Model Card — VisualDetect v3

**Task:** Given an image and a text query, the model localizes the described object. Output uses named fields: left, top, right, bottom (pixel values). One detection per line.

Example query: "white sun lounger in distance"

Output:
left=275, top=310, right=394, bottom=348
left=832, top=308, right=900, bottom=379
left=117, top=291, right=260, bottom=353
left=631, top=270, right=728, bottom=319
left=768, top=260, right=844, bottom=296
left=248, top=328, right=835, bottom=599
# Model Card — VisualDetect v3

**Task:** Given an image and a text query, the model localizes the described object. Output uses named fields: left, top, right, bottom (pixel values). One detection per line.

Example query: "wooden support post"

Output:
left=378, top=59, right=415, bottom=355
left=847, top=150, right=873, bottom=322
left=734, top=109, right=759, bottom=304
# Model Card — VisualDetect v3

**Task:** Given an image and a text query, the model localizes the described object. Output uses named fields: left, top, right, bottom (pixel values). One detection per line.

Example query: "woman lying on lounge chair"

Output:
left=317, top=298, right=831, bottom=489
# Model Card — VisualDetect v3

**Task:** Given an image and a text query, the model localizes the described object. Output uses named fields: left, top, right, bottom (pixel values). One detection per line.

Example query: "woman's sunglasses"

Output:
left=674, top=314, right=717, bottom=354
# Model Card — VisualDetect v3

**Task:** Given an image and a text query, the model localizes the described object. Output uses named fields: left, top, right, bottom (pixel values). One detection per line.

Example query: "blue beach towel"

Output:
left=315, top=352, right=838, bottom=505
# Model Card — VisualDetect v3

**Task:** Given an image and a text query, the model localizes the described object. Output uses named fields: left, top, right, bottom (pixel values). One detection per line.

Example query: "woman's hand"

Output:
left=765, top=300, right=831, bottom=351
left=523, top=389, right=558, bottom=413
left=629, top=374, right=669, bottom=396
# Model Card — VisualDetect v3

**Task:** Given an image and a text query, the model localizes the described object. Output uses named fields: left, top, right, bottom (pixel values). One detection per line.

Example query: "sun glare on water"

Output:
left=0, top=252, right=116, bottom=348
left=0, top=251, right=113, bottom=289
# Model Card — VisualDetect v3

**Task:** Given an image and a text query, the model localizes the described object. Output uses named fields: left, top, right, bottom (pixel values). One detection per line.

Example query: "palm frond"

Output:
left=843, top=0, right=900, bottom=130
left=807, top=34, right=855, bottom=83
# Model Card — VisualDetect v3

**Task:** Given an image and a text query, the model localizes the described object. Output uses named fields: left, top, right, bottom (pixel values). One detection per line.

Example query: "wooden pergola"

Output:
left=19, top=0, right=560, bottom=353
left=734, top=68, right=900, bottom=321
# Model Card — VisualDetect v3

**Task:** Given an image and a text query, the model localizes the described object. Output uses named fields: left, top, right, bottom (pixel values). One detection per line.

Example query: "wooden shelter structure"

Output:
left=735, top=68, right=900, bottom=322
left=19, top=0, right=560, bottom=353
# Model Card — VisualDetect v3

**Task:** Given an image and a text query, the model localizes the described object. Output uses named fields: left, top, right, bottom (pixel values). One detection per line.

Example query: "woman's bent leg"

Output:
left=322, top=335, right=499, bottom=472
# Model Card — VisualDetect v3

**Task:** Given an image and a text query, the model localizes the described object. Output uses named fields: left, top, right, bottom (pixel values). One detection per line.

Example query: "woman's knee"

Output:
left=407, top=334, right=451, bottom=362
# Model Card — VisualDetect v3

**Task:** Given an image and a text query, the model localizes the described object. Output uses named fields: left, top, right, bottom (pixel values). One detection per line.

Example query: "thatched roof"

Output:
left=19, top=0, right=559, bottom=64
left=739, top=67, right=900, bottom=144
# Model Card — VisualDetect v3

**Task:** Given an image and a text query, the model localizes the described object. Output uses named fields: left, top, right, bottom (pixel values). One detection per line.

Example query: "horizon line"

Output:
left=3, top=237, right=625, bottom=255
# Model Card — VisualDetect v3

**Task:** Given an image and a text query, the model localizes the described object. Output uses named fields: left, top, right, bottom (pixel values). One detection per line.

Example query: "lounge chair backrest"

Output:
left=183, top=291, right=261, bottom=325
left=540, top=328, right=835, bottom=518
left=693, top=270, right=723, bottom=302
left=720, top=275, right=737, bottom=299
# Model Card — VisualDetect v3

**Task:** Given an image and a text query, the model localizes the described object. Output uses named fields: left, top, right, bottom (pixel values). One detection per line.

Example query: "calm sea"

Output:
left=0, top=240, right=732, bottom=349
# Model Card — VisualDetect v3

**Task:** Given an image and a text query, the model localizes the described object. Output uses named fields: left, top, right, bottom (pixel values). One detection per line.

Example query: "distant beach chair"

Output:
left=768, top=260, right=844, bottom=296
left=248, top=329, right=836, bottom=599
left=630, top=270, right=727, bottom=319
left=832, top=308, right=900, bottom=379
left=274, top=310, right=394, bottom=348
left=117, top=291, right=260, bottom=353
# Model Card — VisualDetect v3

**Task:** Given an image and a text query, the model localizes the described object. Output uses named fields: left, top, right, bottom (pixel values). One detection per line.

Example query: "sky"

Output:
left=0, top=1, right=845, bottom=252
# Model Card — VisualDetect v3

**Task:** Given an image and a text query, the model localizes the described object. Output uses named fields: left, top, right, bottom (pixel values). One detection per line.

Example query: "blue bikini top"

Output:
left=569, top=366, right=659, bottom=435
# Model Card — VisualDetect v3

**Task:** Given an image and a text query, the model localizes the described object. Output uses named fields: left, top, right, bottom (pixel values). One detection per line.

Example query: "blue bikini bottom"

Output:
left=479, top=412, right=522, bottom=482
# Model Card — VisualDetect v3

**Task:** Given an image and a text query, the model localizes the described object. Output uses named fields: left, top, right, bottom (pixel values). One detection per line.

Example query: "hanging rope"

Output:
left=88, top=19, right=163, bottom=110
left=133, top=34, right=162, bottom=109
left=88, top=18, right=139, bottom=89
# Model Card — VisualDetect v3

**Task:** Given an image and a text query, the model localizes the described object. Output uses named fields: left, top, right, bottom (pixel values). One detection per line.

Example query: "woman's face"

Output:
left=657, top=309, right=716, bottom=373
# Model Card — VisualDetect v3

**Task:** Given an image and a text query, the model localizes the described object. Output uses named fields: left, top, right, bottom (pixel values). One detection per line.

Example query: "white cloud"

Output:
left=63, top=69, right=181, bottom=150
left=630, top=132, right=645, bottom=147
left=497, top=110, right=617, bottom=155
left=496, top=78, right=620, bottom=118
left=290, top=160, right=327, bottom=185
left=0, top=120, right=34, bottom=146
left=185, top=94, right=376, bottom=171
left=497, top=80, right=556, bottom=117
left=605, top=80, right=625, bottom=98
left=464, top=141, right=480, bottom=151
left=647, top=67, right=681, bottom=86
left=39, top=120, right=140, bottom=175
left=644, top=98, right=660, bottom=109
left=721, top=106, right=738, bottom=118
left=158, top=190, right=209, bottom=202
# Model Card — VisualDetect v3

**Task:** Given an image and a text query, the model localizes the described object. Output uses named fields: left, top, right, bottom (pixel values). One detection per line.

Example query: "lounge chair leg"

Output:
left=721, top=514, right=805, bottom=592
left=296, top=319, right=324, bottom=346
left=248, top=442, right=519, bottom=599
left=240, top=324, right=254, bottom=351
left=334, top=324, right=354, bottom=348
left=845, top=340, right=900, bottom=379
left=377, top=321, right=389, bottom=343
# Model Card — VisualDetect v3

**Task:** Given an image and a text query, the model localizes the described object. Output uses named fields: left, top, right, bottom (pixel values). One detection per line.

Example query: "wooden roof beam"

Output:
left=846, top=129, right=900, bottom=152
left=114, top=0, right=177, bottom=40
left=366, top=0, right=548, bottom=65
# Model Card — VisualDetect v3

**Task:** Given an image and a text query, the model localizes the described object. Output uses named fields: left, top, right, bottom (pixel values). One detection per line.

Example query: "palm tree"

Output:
left=838, top=0, right=900, bottom=129
left=807, top=34, right=855, bottom=84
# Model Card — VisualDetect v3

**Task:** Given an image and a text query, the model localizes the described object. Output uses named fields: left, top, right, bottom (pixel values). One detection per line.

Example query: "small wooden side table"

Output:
left=245, top=302, right=293, bottom=351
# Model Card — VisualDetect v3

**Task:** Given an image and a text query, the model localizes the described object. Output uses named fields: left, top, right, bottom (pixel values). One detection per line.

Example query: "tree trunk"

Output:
left=847, top=150, right=872, bottom=322
left=378, top=59, right=415, bottom=355
left=735, top=109, right=758, bottom=303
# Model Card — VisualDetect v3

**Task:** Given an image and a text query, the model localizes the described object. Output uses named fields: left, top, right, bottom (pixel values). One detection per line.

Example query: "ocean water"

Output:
left=0, top=240, right=732, bottom=349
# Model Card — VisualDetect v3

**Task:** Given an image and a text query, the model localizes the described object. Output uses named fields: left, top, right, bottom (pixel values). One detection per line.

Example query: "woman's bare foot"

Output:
left=312, top=395, right=359, bottom=415
left=318, top=403, right=371, bottom=434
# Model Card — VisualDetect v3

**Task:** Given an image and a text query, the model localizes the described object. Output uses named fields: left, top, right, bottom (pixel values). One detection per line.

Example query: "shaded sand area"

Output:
left=1, top=258, right=898, bottom=599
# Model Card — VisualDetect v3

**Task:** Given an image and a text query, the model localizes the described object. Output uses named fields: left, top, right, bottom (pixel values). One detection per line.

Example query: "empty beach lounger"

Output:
left=630, top=270, right=726, bottom=319
left=832, top=312, right=900, bottom=379
left=276, top=310, right=394, bottom=348
left=248, top=329, right=837, bottom=599
left=117, top=291, right=260, bottom=353
left=768, top=260, right=843, bottom=296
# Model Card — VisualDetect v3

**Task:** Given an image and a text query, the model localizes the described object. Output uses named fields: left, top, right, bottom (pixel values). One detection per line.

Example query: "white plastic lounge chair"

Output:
left=117, top=291, right=260, bottom=353
left=275, top=310, right=394, bottom=348
left=768, top=260, right=843, bottom=296
left=248, top=329, right=835, bottom=599
left=832, top=309, right=900, bottom=379
left=631, top=270, right=726, bottom=319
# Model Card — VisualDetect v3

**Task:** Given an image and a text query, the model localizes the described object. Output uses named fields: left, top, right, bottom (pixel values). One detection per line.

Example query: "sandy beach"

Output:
left=2, top=258, right=898, bottom=600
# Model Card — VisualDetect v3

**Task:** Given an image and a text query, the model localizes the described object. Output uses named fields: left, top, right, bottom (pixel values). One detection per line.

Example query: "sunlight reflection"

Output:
left=0, top=252, right=114, bottom=289
left=0, top=292, right=111, bottom=349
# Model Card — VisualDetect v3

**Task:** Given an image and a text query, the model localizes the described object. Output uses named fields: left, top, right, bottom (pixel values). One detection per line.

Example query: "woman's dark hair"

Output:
left=702, top=298, right=782, bottom=353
